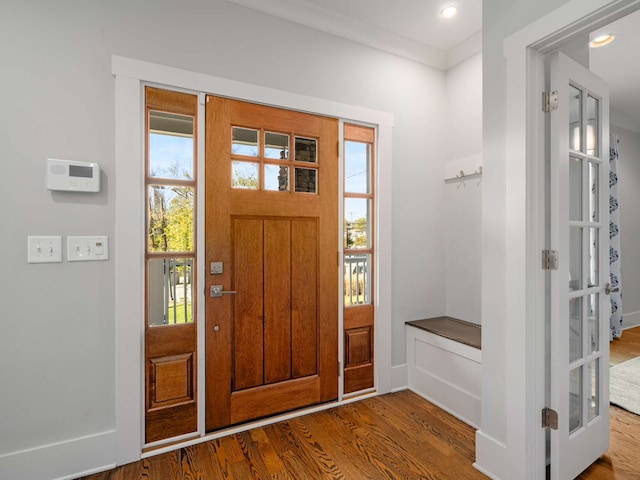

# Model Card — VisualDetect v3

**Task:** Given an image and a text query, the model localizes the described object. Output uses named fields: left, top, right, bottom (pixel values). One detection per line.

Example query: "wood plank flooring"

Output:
left=609, top=325, right=640, bottom=366
left=83, top=327, right=640, bottom=480
left=81, top=390, right=487, bottom=480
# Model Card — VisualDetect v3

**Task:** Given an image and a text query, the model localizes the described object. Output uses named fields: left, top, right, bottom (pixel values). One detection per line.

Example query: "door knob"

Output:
left=210, top=285, right=237, bottom=298
left=604, top=283, right=620, bottom=295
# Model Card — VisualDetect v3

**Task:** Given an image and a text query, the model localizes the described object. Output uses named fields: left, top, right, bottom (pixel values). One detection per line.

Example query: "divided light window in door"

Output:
left=143, top=87, right=199, bottom=444
left=343, top=123, right=376, bottom=394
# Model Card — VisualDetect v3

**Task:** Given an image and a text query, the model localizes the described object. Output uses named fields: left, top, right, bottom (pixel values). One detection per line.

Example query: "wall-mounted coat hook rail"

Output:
left=444, top=165, right=483, bottom=183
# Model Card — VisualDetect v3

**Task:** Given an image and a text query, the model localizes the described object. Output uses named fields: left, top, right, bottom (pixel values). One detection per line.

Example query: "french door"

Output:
left=548, top=52, right=610, bottom=479
left=204, top=97, right=339, bottom=430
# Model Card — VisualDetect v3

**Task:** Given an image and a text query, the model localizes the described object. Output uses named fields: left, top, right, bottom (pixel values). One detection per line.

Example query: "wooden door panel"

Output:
left=150, top=354, right=194, bottom=406
left=233, top=218, right=264, bottom=391
left=230, top=376, right=320, bottom=424
left=264, top=219, right=292, bottom=384
left=230, top=100, right=321, bottom=138
left=146, top=325, right=197, bottom=442
left=291, top=219, right=318, bottom=378
left=344, top=313, right=374, bottom=393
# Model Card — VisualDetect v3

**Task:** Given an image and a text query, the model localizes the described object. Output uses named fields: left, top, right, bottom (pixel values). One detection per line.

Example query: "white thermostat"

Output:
left=47, top=158, right=100, bottom=192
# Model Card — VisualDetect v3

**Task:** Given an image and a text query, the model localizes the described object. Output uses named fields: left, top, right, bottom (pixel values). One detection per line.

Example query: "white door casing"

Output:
left=548, top=51, right=610, bottom=480
left=113, top=56, right=394, bottom=463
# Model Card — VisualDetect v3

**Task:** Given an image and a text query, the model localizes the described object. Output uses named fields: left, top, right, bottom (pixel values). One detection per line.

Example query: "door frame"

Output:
left=488, top=1, right=640, bottom=478
left=112, top=56, right=394, bottom=465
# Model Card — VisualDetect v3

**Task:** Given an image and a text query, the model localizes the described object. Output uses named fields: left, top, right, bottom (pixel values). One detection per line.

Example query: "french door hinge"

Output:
left=542, top=407, right=558, bottom=430
left=542, top=250, right=558, bottom=270
left=542, top=90, right=558, bottom=112
left=338, top=361, right=341, bottom=377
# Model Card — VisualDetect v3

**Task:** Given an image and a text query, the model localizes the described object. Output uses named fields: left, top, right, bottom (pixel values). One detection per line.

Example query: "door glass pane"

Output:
left=569, top=366, right=583, bottom=434
left=588, top=359, right=599, bottom=422
left=344, top=198, right=370, bottom=249
left=232, top=161, right=259, bottom=189
left=345, top=141, right=371, bottom=194
left=148, top=258, right=194, bottom=326
left=265, top=164, right=289, bottom=191
left=569, top=85, right=582, bottom=152
left=589, top=228, right=599, bottom=288
left=588, top=294, right=599, bottom=354
left=569, top=157, right=583, bottom=221
left=294, top=167, right=317, bottom=193
left=265, top=132, right=289, bottom=159
left=149, top=111, right=194, bottom=180
left=148, top=185, right=194, bottom=252
left=569, top=227, right=583, bottom=291
left=589, top=161, right=599, bottom=222
left=232, top=127, right=259, bottom=157
left=586, top=95, right=599, bottom=157
left=569, top=297, right=583, bottom=363
left=344, top=254, right=371, bottom=306
left=295, top=137, right=317, bottom=163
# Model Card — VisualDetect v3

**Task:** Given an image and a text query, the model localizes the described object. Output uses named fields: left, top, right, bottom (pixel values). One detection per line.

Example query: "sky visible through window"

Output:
left=345, top=141, right=370, bottom=223
left=149, top=133, right=194, bottom=180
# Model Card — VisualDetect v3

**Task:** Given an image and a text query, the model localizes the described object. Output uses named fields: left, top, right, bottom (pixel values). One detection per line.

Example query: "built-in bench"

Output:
left=406, top=316, right=482, bottom=428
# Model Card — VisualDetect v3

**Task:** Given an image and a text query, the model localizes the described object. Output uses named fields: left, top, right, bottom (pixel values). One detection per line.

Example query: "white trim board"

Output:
left=623, top=311, right=640, bottom=329
left=0, top=430, right=116, bottom=480
left=113, top=56, right=394, bottom=465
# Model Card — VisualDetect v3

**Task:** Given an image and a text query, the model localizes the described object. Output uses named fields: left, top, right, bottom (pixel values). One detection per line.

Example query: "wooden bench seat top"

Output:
left=406, top=316, right=481, bottom=350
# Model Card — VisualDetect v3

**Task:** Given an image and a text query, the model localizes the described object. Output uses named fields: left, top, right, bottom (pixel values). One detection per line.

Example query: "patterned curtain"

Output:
left=609, top=135, right=623, bottom=339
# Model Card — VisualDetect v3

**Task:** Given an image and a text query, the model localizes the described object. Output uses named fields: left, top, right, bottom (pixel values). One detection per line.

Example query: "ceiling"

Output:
left=590, top=8, right=640, bottom=133
left=226, top=0, right=640, bottom=131
left=226, top=0, right=482, bottom=69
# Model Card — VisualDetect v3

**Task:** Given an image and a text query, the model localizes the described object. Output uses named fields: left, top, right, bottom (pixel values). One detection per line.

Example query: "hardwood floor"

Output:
left=82, top=390, right=487, bottom=480
left=609, top=325, right=640, bottom=366
left=83, top=328, right=640, bottom=480
left=578, top=326, right=640, bottom=480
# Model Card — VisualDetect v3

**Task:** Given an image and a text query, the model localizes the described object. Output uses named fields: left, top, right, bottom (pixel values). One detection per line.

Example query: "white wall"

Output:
left=612, top=125, right=640, bottom=329
left=0, top=1, right=447, bottom=478
left=444, top=52, right=482, bottom=325
left=479, top=1, right=573, bottom=478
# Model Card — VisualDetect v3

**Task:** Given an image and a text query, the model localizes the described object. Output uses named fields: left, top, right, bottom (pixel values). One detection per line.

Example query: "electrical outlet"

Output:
left=27, top=236, right=62, bottom=263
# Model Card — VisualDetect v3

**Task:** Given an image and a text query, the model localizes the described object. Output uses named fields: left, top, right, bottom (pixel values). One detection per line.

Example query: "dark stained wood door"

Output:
left=205, top=97, right=339, bottom=430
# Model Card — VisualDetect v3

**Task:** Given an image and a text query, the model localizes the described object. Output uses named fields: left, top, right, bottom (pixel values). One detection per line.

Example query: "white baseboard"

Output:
left=0, top=430, right=116, bottom=480
left=623, top=310, right=640, bottom=330
left=390, top=363, right=408, bottom=392
left=474, top=430, right=507, bottom=480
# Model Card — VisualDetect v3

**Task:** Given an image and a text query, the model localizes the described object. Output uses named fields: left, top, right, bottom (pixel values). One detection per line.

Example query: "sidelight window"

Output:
left=146, top=96, right=197, bottom=326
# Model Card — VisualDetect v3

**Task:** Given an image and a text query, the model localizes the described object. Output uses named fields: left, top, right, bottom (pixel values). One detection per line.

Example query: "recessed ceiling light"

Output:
left=441, top=6, right=458, bottom=19
left=589, top=34, right=615, bottom=48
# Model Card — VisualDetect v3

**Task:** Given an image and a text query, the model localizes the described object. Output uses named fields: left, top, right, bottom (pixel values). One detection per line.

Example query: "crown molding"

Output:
left=446, top=31, right=482, bottom=70
left=226, top=0, right=482, bottom=70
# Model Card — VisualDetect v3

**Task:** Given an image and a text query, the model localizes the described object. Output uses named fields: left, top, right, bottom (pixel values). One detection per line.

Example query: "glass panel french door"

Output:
left=549, top=52, right=610, bottom=480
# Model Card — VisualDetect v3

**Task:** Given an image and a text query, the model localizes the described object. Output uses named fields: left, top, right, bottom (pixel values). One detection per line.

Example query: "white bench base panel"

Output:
left=406, top=325, right=481, bottom=428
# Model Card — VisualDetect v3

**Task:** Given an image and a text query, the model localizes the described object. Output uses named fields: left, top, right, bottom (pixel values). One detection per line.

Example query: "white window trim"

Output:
left=113, top=55, right=394, bottom=464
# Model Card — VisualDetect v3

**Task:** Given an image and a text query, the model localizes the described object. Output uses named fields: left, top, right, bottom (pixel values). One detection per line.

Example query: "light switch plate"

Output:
left=27, top=236, right=62, bottom=263
left=67, top=235, right=109, bottom=261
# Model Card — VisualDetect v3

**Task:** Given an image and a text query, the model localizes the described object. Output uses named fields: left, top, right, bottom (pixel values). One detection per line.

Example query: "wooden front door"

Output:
left=205, top=97, right=339, bottom=430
